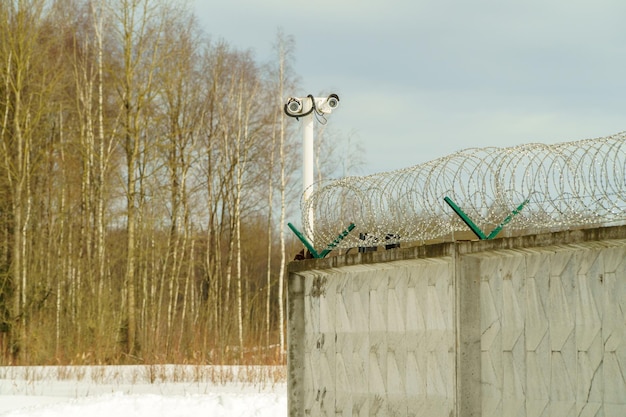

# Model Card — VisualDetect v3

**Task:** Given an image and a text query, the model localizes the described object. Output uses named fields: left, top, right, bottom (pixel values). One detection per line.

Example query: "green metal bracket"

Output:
left=287, top=223, right=318, bottom=257
left=444, top=196, right=529, bottom=240
left=486, top=199, right=529, bottom=239
left=443, top=197, right=487, bottom=239
left=288, top=222, right=356, bottom=259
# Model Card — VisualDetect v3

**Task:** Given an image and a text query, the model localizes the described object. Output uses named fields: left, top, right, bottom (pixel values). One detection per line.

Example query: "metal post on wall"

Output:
left=284, top=93, right=340, bottom=247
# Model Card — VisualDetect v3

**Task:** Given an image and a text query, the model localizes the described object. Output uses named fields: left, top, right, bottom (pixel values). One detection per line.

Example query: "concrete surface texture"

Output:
left=469, top=241, right=626, bottom=417
left=287, top=226, right=626, bottom=417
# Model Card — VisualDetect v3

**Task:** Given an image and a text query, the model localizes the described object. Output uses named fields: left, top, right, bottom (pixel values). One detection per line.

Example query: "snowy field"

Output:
left=0, top=365, right=287, bottom=416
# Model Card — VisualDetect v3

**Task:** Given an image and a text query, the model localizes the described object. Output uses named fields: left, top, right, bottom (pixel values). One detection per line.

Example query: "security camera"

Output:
left=284, top=94, right=339, bottom=119
left=327, top=94, right=339, bottom=109
left=286, top=97, right=302, bottom=114
left=314, top=94, right=340, bottom=114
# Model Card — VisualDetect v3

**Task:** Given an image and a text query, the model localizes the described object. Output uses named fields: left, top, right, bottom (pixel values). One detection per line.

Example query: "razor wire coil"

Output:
left=303, top=131, right=626, bottom=249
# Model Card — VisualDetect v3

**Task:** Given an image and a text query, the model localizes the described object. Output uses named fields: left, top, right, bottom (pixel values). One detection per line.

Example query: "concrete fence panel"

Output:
left=288, top=226, right=626, bottom=417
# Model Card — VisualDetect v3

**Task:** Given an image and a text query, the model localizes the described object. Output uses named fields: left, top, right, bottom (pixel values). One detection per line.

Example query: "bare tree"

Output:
left=0, top=0, right=305, bottom=366
left=0, top=0, right=66, bottom=362
left=273, top=30, right=297, bottom=359
left=152, top=9, right=203, bottom=356
left=217, top=49, right=265, bottom=360
left=108, top=0, right=172, bottom=356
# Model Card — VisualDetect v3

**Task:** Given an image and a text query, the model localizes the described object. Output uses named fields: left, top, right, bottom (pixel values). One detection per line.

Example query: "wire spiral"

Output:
left=303, top=131, right=626, bottom=249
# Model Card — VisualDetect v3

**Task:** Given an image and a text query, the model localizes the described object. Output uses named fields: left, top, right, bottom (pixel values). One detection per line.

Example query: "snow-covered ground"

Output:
left=0, top=365, right=287, bottom=416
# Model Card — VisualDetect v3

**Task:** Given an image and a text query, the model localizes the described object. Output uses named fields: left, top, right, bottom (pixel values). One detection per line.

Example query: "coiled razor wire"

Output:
left=303, top=131, right=626, bottom=249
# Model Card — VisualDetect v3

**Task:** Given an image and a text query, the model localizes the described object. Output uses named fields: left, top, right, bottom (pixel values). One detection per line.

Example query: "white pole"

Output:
left=302, top=102, right=315, bottom=245
left=285, top=93, right=338, bottom=250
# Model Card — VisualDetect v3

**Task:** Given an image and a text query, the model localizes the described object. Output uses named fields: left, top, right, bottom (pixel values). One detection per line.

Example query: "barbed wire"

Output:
left=303, top=131, right=626, bottom=249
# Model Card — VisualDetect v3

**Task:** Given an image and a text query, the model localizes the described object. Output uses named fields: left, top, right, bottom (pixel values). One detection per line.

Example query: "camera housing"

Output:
left=284, top=94, right=339, bottom=118
left=286, top=97, right=303, bottom=114
left=327, top=94, right=339, bottom=109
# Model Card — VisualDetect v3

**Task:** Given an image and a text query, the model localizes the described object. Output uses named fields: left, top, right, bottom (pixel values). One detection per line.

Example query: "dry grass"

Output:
left=0, top=364, right=286, bottom=388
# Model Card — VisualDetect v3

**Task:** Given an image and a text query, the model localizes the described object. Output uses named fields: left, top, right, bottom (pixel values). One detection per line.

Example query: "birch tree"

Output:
left=109, top=0, right=171, bottom=356
left=272, top=30, right=297, bottom=359
left=0, top=0, right=65, bottom=362
left=153, top=10, right=203, bottom=356
left=0, top=0, right=306, bottom=365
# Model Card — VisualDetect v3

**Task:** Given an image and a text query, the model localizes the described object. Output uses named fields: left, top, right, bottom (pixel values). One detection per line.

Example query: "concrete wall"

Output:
left=288, top=226, right=626, bottom=417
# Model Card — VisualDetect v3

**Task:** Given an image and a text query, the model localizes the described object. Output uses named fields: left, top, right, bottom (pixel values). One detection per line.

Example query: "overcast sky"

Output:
left=193, top=0, right=626, bottom=175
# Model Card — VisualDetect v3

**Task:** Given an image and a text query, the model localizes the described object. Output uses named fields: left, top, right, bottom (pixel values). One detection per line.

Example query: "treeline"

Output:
left=0, top=0, right=317, bottom=365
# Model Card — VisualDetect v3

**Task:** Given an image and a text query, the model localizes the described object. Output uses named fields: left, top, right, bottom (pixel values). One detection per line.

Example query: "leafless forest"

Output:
left=0, top=0, right=342, bottom=365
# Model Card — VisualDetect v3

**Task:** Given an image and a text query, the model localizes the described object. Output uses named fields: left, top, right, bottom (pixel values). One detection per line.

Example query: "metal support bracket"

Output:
left=444, top=196, right=529, bottom=240
left=288, top=222, right=356, bottom=259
